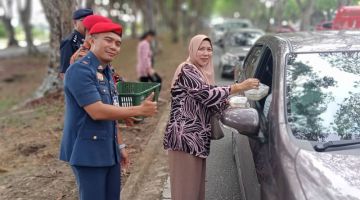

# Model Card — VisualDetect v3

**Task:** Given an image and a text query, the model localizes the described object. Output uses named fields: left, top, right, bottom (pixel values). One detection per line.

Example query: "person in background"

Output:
left=136, top=30, right=162, bottom=84
left=59, top=8, right=93, bottom=80
left=60, top=22, right=158, bottom=200
left=163, top=34, right=259, bottom=200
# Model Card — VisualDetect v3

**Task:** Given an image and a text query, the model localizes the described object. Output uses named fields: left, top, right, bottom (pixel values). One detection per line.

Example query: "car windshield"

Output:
left=286, top=51, right=360, bottom=142
left=228, top=32, right=262, bottom=47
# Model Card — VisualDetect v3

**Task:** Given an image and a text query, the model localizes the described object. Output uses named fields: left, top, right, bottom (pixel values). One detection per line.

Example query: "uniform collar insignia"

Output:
left=97, top=65, right=104, bottom=71
left=96, top=72, right=104, bottom=81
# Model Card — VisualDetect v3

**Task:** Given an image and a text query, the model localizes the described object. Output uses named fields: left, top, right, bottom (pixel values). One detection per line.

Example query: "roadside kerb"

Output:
left=121, top=102, right=170, bottom=199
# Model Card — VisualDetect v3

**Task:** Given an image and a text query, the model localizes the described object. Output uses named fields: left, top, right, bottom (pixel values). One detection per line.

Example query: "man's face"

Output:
left=90, top=32, right=122, bottom=64
left=74, top=19, right=86, bottom=35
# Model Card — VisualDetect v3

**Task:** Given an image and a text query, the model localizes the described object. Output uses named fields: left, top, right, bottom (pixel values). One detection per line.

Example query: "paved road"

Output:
left=205, top=46, right=242, bottom=200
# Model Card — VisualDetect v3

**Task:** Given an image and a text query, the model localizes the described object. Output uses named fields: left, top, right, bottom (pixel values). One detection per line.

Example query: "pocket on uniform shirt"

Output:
left=79, top=130, right=109, bottom=140
left=97, top=85, right=112, bottom=103
left=98, top=86, right=110, bottom=95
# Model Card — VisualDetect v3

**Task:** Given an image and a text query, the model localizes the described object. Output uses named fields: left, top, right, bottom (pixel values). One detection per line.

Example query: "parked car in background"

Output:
left=223, top=31, right=360, bottom=200
left=219, top=28, right=264, bottom=78
left=210, top=18, right=253, bottom=46
left=315, top=20, right=333, bottom=31
left=273, top=24, right=296, bottom=33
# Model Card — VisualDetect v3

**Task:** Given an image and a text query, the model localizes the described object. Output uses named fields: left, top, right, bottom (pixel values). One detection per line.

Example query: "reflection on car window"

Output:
left=229, top=32, right=263, bottom=47
left=286, top=52, right=360, bottom=142
left=244, top=46, right=263, bottom=78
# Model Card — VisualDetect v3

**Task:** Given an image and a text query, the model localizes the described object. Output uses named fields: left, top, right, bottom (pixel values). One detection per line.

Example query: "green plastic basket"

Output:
left=117, top=81, right=161, bottom=107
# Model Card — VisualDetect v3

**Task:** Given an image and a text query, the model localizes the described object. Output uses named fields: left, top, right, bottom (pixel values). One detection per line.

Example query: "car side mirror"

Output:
left=220, top=107, right=260, bottom=137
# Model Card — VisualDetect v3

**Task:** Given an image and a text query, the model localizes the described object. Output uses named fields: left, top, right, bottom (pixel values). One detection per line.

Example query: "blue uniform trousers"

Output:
left=71, top=164, right=121, bottom=200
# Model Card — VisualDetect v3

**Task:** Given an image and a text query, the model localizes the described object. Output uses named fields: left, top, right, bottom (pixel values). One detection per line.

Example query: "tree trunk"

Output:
left=296, top=0, right=315, bottom=31
left=0, top=0, right=19, bottom=47
left=338, top=0, right=352, bottom=7
left=33, top=0, right=75, bottom=99
left=274, top=0, right=286, bottom=26
left=170, top=0, right=180, bottom=43
left=158, top=0, right=180, bottom=43
left=85, top=0, right=96, bottom=9
left=1, top=16, right=19, bottom=47
left=130, top=0, right=138, bottom=38
left=17, top=0, right=39, bottom=55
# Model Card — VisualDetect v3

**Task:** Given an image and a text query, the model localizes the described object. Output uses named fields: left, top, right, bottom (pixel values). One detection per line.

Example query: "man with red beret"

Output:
left=59, top=22, right=158, bottom=200
left=70, top=15, right=112, bottom=64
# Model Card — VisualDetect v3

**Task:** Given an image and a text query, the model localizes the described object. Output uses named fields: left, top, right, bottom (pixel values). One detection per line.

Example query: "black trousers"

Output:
left=139, top=73, right=162, bottom=83
left=139, top=73, right=162, bottom=91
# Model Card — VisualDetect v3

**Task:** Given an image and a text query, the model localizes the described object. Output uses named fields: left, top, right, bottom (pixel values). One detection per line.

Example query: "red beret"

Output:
left=83, top=15, right=112, bottom=31
left=89, top=22, right=122, bottom=36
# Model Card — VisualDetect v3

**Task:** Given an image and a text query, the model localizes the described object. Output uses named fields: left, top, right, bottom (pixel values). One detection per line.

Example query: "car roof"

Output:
left=258, top=31, right=360, bottom=53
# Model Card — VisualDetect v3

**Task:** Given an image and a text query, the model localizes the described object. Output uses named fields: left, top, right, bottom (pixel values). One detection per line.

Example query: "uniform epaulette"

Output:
left=72, top=34, right=78, bottom=43
left=81, top=60, right=89, bottom=65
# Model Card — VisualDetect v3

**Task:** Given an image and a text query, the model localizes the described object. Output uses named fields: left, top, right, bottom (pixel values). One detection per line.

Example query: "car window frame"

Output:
left=252, top=47, right=274, bottom=135
left=241, top=44, right=264, bottom=82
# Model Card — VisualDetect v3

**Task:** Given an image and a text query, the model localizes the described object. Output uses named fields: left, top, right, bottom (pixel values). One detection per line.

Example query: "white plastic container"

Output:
left=229, top=96, right=249, bottom=108
left=244, top=83, right=269, bottom=101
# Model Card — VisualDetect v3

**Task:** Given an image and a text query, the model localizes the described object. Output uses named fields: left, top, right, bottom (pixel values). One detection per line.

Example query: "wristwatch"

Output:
left=118, top=144, right=126, bottom=150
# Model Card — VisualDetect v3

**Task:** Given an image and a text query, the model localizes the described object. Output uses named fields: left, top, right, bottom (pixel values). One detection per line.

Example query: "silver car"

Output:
left=222, top=31, right=360, bottom=200
left=211, top=18, right=254, bottom=46
left=219, top=28, right=264, bottom=78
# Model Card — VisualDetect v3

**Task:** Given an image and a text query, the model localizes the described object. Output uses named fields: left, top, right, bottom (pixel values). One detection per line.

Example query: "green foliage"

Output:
left=212, top=0, right=239, bottom=16
left=0, top=22, right=7, bottom=38
left=32, top=26, right=49, bottom=40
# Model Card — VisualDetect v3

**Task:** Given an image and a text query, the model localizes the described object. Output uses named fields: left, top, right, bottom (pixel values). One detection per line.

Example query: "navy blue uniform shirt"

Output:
left=60, top=30, right=84, bottom=73
left=60, top=51, right=120, bottom=167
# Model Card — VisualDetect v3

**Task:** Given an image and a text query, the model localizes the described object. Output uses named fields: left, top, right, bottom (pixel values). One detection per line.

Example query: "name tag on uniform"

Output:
left=113, top=95, right=120, bottom=107
left=96, top=72, right=104, bottom=81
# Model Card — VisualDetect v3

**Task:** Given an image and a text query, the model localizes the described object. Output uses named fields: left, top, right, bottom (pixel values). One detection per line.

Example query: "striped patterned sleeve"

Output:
left=177, top=64, right=230, bottom=111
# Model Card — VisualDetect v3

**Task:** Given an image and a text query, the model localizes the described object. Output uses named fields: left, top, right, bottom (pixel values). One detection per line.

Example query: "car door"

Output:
left=233, top=44, right=264, bottom=200
left=247, top=46, right=279, bottom=200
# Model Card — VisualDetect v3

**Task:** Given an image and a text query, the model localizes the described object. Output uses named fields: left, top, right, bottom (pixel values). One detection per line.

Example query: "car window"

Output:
left=286, top=51, right=360, bottom=142
left=243, top=45, right=263, bottom=80
left=253, top=48, right=273, bottom=115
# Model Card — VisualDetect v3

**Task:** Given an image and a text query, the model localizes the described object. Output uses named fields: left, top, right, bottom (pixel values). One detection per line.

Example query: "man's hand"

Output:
left=148, top=68, right=155, bottom=76
left=140, top=92, right=158, bottom=116
left=124, top=117, right=134, bottom=126
left=120, top=148, right=130, bottom=172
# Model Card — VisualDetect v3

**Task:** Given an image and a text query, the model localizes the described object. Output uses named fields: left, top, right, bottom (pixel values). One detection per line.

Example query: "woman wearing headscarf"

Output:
left=163, top=34, right=259, bottom=200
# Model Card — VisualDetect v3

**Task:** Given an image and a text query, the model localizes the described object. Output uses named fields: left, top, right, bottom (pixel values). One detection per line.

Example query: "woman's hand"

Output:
left=241, top=78, right=260, bottom=90
left=230, top=78, right=260, bottom=94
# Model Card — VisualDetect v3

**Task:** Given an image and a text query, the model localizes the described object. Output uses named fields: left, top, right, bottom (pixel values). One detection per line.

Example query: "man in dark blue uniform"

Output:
left=59, top=8, right=93, bottom=80
left=59, top=22, right=158, bottom=200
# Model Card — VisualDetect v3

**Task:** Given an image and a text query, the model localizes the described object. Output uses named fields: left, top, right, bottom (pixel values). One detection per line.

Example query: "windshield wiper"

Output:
left=314, top=139, right=360, bottom=152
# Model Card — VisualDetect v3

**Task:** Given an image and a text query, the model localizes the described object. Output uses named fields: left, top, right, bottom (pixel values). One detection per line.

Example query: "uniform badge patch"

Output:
left=96, top=72, right=104, bottom=81
left=97, top=65, right=104, bottom=71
